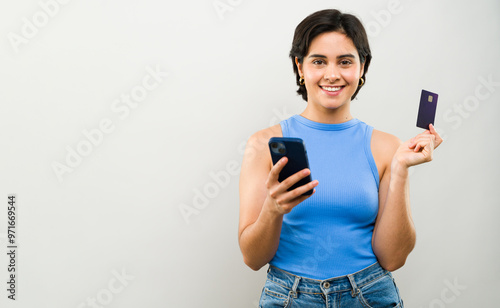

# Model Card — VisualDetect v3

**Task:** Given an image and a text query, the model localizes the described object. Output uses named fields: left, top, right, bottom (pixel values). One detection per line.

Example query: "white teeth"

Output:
left=321, top=86, right=341, bottom=92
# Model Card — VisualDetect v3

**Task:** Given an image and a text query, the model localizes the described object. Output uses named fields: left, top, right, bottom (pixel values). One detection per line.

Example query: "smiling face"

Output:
left=296, top=31, right=365, bottom=118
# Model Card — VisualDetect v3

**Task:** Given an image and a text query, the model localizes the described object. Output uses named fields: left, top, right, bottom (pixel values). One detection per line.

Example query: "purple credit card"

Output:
left=416, top=89, right=438, bottom=129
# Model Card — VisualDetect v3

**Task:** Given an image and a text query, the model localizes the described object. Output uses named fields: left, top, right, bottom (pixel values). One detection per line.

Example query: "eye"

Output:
left=339, top=59, right=353, bottom=66
left=312, top=59, right=325, bottom=65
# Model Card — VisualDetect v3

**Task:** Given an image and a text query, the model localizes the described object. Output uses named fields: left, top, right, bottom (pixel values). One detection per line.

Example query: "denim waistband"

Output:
left=266, top=262, right=390, bottom=296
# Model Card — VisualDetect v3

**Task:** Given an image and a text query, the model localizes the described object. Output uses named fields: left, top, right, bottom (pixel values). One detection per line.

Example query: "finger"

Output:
left=412, top=136, right=425, bottom=151
left=409, top=133, right=425, bottom=144
left=267, top=156, right=288, bottom=185
left=409, top=135, right=423, bottom=148
left=409, top=132, right=430, bottom=146
left=284, top=179, right=318, bottom=200
left=429, top=124, right=443, bottom=148
left=413, top=135, right=434, bottom=152
left=279, top=168, right=313, bottom=192
left=420, top=139, right=434, bottom=162
left=408, top=138, right=416, bottom=148
left=284, top=186, right=317, bottom=209
left=273, top=184, right=317, bottom=213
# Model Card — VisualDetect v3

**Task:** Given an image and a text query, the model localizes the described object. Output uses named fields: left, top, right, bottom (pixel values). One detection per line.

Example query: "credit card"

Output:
left=416, top=89, right=438, bottom=129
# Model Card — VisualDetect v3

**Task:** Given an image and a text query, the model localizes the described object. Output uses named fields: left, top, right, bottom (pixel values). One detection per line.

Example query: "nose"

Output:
left=324, top=63, right=340, bottom=81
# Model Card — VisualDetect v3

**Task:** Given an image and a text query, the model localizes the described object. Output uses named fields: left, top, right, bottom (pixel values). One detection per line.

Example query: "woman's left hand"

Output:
left=394, top=124, right=444, bottom=168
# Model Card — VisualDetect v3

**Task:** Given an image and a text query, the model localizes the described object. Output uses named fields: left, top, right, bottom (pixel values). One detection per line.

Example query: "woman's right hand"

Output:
left=265, top=156, right=319, bottom=215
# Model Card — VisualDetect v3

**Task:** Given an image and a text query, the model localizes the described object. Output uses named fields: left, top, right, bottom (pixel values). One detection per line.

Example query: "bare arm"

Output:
left=372, top=148, right=415, bottom=271
left=238, top=129, right=318, bottom=271
left=372, top=124, right=442, bottom=271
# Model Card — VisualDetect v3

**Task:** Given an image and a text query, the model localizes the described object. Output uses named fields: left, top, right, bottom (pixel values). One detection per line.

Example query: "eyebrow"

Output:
left=308, top=53, right=356, bottom=59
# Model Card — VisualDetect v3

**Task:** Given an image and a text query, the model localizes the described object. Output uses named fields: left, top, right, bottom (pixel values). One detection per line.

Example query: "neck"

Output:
left=300, top=101, right=353, bottom=124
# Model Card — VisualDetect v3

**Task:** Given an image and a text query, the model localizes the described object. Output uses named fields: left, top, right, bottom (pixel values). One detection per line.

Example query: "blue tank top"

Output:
left=269, top=114, right=380, bottom=280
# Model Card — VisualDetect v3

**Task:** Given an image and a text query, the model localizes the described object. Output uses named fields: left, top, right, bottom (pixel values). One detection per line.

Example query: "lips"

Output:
left=320, top=85, right=344, bottom=96
left=320, top=85, right=343, bottom=92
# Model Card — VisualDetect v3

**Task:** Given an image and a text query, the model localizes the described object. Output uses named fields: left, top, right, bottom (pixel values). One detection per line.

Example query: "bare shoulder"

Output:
left=250, top=124, right=282, bottom=143
left=244, top=124, right=283, bottom=160
left=371, top=129, right=402, bottom=178
left=372, top=129, right=402, bottom=151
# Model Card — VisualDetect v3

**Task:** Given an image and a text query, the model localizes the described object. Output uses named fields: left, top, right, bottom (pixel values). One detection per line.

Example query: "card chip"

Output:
left=428, top=95, right=433, bottom=102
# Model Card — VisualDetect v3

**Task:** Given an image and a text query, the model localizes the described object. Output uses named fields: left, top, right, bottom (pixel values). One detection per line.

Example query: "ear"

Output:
left=359, top=61, right=365, bottom=78
left=295, top=57, right=303, bottom=77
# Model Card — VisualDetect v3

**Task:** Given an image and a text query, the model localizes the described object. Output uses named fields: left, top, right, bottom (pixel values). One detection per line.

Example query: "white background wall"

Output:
left=0, top=0, right=499, bottom=307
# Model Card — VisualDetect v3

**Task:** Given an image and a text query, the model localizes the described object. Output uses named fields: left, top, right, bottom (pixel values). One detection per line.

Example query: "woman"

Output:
left=238, top=9, right=442, bottom=308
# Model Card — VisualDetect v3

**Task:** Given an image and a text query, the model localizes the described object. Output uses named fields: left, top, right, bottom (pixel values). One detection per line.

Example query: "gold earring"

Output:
left=299, top=77, right=305, bottom=85
left=359, top=77, right=365, bottom=87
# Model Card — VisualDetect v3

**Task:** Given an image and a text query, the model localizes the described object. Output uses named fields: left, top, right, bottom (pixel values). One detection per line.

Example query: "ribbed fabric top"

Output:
left=269, top=114, right=380, bottom=280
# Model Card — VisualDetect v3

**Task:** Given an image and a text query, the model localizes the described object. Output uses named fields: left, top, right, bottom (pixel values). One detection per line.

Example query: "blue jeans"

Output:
left=259, top=262, right=403, bottom=308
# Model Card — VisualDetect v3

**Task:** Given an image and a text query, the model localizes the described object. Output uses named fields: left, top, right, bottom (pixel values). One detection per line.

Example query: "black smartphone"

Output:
left=268, top=137, right=313, bottom=196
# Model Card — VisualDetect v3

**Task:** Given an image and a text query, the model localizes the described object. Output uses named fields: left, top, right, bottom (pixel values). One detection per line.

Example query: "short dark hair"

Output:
left=290, top=9, right=372, bottom=101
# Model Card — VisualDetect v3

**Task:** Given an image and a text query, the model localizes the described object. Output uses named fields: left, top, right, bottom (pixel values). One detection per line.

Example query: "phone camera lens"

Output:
left=271, top=141, right=286, bottom=155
